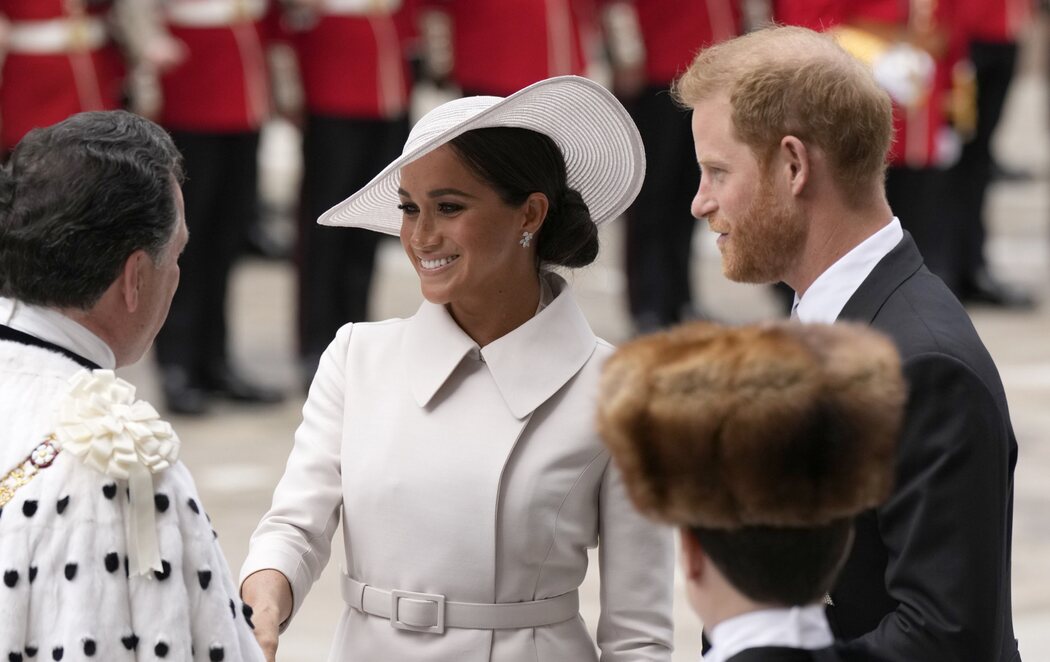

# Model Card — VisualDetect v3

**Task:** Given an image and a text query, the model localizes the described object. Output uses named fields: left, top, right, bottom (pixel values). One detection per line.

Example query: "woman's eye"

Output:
left=397, top=202, right=418, bottom=215
left=437, top=202, right=463, bottom=214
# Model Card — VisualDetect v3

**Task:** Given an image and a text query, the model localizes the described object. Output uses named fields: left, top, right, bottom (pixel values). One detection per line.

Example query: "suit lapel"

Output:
left=837, top=232, right=925, bottom=324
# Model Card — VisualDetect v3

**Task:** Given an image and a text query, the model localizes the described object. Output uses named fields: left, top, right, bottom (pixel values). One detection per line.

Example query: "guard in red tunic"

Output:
left=152, top=0, right=283, bottom=414
left=604, top=0, right=741, bottom=331
left=279, top=0, right=414, bottom=383
left=424, top=0, right=593, bottom=96
left=0, top=0, right=124, bottom=154
left=944, top=0, right=1034, bottom=306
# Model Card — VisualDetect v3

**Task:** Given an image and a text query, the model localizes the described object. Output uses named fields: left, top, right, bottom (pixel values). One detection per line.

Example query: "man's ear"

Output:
left=779, top=136, right=810, bottom=197
left=522, top=192, right=549, bottom=234
left=120, top=250, right=149, bottom=314
left=680, top=528, right=707, bottom=582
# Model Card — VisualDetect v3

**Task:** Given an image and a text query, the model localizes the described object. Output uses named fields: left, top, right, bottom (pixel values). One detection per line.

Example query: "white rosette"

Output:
left=52, top=369, right=180, bottom=577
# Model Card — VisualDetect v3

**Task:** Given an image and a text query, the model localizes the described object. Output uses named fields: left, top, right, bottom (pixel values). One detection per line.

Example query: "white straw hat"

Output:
left=318, top=75, right=646, bottom=235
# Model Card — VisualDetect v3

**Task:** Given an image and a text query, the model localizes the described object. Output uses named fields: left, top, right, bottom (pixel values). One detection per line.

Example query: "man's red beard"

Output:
left=714, top=175, right=808, bottom=285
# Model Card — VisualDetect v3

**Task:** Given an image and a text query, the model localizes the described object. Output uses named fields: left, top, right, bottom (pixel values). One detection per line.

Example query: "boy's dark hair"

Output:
left=690, top=519, right=853, bottom=606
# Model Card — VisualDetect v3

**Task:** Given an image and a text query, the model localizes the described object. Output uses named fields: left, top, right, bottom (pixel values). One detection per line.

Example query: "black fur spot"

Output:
left=27, top=568, right=36, bottom=584
left=104, top=553, right=119, bottom=574
left=3, top=570, right=17, bottom=588
left=21, top=501, right=37, bottom=517
left=154, top=641, right=169, bottom=658
left=9, top=651, right=23, bottom=662
left=23, top=647, right=36, bottom=658
left=229, top=598, right=236, bottom=618
left=208, top=646, right=224, bottom=661
left=123, top=556, right=128, bottom=578
left=55, top=496, right=69, bottom=515
left=120, top=635, right=138, bottom=651
left=197, top=570, right=211, bottom=590
left=187, top=498, right=199, bottom=515
left=64, top=564, right=76, bottom=581
left=81, top=640, right=95, bottom=657
left=101, top=484, right=116, bottom=500
left=154, top=494, right=169, bottom=512
left=49, top=647, right=62, bottom=661
left=242, top=603, right=255, bottom=629
left=153, top=560, right=171, bottom=581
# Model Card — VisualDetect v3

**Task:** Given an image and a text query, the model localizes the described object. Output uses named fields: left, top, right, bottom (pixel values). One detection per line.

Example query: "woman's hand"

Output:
left=241, top=569, right=293, bottom=662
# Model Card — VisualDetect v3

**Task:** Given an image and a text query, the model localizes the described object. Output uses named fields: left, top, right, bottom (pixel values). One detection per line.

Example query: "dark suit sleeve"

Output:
left=844, top=352, right=1012, bottom=660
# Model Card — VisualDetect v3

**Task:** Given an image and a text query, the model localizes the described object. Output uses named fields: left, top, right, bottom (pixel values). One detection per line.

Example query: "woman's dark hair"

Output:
left=0, top=110, right=184, bottom=309
left=690, top=519, right=854, bottom=606
left=448, top=127, right=598, bottom=268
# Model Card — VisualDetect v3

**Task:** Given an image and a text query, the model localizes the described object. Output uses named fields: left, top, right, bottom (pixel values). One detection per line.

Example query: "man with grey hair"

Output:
left=0, top=111, right=263, bottom=661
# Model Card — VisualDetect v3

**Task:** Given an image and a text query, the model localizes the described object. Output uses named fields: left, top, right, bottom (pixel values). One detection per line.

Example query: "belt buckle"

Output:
left=390, top=589, right=446, bottom=634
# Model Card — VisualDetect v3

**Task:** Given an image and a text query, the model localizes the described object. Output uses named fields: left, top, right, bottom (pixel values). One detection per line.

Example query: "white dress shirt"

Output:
left=704, top=605, right=834, bottom=662
left=793, top=218, right=903, bottom=323
left=0, top=297, right=116, bottom=369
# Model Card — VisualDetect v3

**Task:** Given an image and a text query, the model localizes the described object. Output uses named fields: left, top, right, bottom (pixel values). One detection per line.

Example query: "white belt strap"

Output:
left=6, top=17, right=108, bottom=54
left=340, top=574, right=579, bottom=634
left=166, top=0, right=266, bottom=27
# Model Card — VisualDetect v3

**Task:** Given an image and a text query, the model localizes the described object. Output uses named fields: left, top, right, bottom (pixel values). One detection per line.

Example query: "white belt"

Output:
left=5, top=17, right=108, bottom=54
left=340, top=574, right=579, bottom=634
left=322, top=0, right=402, bottom=15
left=166, top=0, right=266, bottom=27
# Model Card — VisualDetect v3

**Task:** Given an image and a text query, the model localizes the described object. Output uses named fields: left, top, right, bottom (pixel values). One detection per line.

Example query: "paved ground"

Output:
left=122, top=31, right=1050, bottom=662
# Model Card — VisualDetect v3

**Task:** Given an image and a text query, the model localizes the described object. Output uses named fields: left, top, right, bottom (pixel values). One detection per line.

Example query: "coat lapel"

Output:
left=482, top=279, right=596, bottom=419
left=837, top=232, right=925, bottom=324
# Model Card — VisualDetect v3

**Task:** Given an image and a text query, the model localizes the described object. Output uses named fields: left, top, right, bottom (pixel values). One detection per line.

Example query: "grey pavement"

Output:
left=123, top=32, right=1050, bottom=662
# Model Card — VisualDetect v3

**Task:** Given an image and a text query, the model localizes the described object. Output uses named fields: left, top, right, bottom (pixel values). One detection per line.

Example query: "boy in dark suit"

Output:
left=598, top=321, right=905, bottom=662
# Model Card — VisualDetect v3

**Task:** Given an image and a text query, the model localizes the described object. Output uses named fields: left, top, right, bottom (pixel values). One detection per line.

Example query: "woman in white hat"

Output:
left=239, top=76, right=674, bottom=662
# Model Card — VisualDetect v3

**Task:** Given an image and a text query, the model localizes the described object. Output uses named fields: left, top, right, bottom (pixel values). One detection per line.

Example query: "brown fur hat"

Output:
left=597, top=321, right=905, bottom=529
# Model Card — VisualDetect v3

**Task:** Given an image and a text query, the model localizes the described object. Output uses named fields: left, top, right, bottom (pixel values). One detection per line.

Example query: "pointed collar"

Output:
left=402, top=273, right=598, bottom=419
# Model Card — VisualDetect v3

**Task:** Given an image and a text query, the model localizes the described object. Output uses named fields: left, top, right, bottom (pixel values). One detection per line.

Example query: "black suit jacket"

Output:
left=831, top=233, right=1020, bottom=661
left=727, top=645, right=867, bottom=662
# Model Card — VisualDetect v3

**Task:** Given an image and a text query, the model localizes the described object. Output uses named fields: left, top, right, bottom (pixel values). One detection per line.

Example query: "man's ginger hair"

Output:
left=673, top=25, right=893, bottom=208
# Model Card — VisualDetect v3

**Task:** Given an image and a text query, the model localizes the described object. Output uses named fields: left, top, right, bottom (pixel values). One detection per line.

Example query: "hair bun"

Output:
left=538, top=186, right=598, bottom=268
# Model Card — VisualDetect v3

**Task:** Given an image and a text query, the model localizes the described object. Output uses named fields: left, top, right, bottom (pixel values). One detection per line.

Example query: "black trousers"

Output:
left=885, top=165, right=959, bottom=291
left=297, top=113, right=408, bottom=369
left=624, top=85, right=700, bottom=329
left=155, top=130, right=259, bottom=380
left=946, top=40, right=1019, bottom=285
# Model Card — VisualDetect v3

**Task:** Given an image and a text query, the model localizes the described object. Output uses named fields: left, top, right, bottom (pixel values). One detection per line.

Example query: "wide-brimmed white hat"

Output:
left=318, top=75, right=646, bottom=235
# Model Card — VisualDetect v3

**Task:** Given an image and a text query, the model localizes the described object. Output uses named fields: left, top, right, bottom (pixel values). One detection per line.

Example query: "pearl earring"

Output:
left=519, top=230, right=534, bottom=248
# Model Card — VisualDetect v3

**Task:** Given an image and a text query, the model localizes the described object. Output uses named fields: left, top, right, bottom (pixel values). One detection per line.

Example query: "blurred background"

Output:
left=2, top=0, right=1049, bottom=659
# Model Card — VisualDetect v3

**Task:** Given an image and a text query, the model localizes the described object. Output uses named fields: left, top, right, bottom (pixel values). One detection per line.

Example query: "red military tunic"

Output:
left=430, top=0, right=591, bottom=96
left=772, top=0, right=967, bottom=168
left=282, top=0, right=413, bottom=119
left=159, top=0, right=271, bottom=133
left=0, top=0, right=123, bottom=151
left=632, top=0, right=740, bottom=84
left=966, top=0, right=1029, bottom=43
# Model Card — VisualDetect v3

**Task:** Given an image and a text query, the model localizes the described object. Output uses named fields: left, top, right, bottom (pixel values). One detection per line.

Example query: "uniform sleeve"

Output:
left=842, top=353, right=1015, bottom=660
left=239, top=324, right=353, bottom=628
left=596, top=458, right=675, bottom=662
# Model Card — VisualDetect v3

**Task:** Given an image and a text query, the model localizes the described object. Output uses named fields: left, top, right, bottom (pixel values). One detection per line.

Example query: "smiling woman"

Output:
left=239, top=76, right=675, bottom=662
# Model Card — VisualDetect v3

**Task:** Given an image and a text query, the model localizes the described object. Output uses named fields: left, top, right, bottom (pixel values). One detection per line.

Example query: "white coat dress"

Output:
left=241, top=273, right=675, bottom=661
